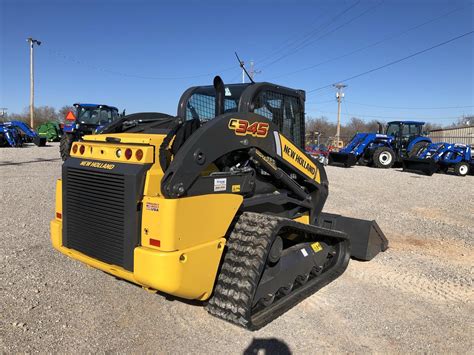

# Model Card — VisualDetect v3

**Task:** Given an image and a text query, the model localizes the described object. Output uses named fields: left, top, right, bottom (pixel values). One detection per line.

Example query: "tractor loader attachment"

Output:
left=51, top=77, right=388, bottom=330
left=328, top=151, right=357, bottom=167
left=402, top=157, right=438, bottom=176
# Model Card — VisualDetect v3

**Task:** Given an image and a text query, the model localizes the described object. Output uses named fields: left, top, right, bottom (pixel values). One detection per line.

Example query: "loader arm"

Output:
left=161, top=112, right=328, bottom=223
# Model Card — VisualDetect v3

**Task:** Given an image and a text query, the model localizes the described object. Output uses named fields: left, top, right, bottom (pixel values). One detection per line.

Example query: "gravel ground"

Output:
left=1, top=143, right=473, bottom=353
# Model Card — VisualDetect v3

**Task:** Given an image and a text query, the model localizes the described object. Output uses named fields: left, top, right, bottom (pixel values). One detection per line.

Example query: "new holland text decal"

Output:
left=228, top=119, right=269, bottom=138
left=279, top=134, right=320, bottom=182
left=80, top=161, right=115, bottom=170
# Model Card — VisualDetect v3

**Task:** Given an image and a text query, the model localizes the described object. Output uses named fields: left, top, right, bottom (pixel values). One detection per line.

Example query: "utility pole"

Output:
left=249, top=60, right=261, bottom=81
left=334, top=83, right=347, bottom=148
left=27, top=37, right=41, bottom=128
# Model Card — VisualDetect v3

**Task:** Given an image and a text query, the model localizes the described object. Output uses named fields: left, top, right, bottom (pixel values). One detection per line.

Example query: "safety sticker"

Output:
left=311, top=242, right=323, bottom=253
left=214, top=178, right=227, bottom=192
left=225, top=87, right=232, bottom=96
left=232, top=184, right=241, bottom=192
left=146, top=202, right=159, bottom=212
left=300, top=248, right=308, bottom=257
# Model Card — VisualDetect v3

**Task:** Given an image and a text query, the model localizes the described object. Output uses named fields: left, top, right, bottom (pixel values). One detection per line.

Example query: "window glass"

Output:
left=253, top=90, right=303, bottom=146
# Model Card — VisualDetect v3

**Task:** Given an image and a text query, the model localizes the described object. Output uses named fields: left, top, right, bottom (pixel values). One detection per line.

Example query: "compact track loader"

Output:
left=51, top=77, right=388, bottom=330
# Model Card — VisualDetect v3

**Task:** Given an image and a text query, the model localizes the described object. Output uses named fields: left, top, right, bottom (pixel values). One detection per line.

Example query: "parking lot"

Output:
left=1, top=143, right=472, bottom=353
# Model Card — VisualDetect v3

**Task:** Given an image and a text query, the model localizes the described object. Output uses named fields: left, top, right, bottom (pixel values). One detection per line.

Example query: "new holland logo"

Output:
left=80, top=161, right=115, bottom=170
left=283, top=145, right=316, bottom=176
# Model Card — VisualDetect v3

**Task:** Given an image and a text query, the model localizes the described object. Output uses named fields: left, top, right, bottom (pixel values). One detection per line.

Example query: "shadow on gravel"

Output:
left=244, top=338, right=291, bottom=355
left=0, top=158, right=61, bottom=166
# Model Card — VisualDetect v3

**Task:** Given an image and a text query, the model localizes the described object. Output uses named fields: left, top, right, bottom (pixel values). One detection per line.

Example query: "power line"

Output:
left=257, top=1, right=362, bottom=67
left=344, top=100, right=474, bottom=110
left=270, top=4, right=469, bottom=79
left=308, top=30, right=474, bottom=94
left=48, top=49, right=237, bottom=80
left=254, top=2, right=355, bottom=65
left=262, top=1, right=383, bottom=69
left=306, top=99, right=335, bottom=105
left=310, top=108, right=472, bottom=121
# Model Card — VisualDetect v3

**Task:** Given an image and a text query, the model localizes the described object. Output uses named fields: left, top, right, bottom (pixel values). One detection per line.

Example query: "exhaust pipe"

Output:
left=376, top=121, right=383, bottom=134
left=213, top=76, right=225, bottom=116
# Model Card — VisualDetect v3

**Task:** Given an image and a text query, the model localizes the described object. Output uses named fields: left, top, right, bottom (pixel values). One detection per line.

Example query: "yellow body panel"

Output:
left=55, top=179, right=62, bottom=219
left=73, top=133, right=170, bottom=196
left=70, top=141, right=154, bottom=164
left=134, top=239, right=225, bottom=300
left=51, top=219, right=136, bottom=284
left=141, top=194, right=243, bottom=251
left=84, top=133, right=162, bottom=145
left=51, top=217, right=226, bottom=300
left=51, top=175, right=240, bottom=300
left=278, top=134, right=320, bottom=183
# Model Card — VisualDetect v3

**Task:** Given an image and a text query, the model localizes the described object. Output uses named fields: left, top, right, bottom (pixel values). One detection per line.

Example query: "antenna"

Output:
left=234, top=52, right=255, bottom=84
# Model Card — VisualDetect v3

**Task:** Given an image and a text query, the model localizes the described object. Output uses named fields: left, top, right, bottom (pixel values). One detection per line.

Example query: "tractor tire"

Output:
left=408, top=141, right=430, bottom=158
left=60, top=133, right=75, bottom=161
left=373, top=147, right=395, bottom=169
left=454, top=162, right=469, bottom=177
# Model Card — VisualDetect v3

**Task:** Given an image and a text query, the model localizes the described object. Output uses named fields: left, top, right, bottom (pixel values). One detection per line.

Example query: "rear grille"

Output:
left=65, top=168, right=126, bottom=267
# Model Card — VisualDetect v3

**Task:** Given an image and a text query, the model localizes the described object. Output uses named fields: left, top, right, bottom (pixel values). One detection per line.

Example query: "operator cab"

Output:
left=100, top=78, right=307, bottom=149
left=386, top=121, right=425, bottom=149
left=74, top=103, right=120, bottom=126
left=177, top=81, right=306, bottom=148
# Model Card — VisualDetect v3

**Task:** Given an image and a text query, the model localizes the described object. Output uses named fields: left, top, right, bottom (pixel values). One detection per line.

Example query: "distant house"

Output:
left=429, top=125, right=474, bottom=145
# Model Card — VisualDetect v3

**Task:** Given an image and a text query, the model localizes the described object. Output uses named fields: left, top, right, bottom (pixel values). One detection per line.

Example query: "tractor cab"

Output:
left=385, top=121, right=425, bottom=153
left=68, top=104, right=120, bottom=131
left=60, top=103, right=121, bottom=160
left=177, top=81, right=306, bottom=148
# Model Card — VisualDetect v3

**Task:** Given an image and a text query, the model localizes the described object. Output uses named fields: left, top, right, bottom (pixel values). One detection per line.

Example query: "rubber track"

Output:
left=206, top=212, right=349, bottom=330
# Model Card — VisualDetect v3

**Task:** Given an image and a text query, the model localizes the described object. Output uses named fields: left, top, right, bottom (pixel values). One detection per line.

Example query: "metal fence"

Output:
left=428, top=126, right=474, bottom=145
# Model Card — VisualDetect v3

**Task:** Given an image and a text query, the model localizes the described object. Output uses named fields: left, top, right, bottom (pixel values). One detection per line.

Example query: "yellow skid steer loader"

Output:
left=51, top=77, right=387, bottom=330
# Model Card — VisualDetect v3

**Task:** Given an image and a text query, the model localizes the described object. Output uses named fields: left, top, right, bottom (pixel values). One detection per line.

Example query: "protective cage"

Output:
left=177, top=82, right=306, bottom=148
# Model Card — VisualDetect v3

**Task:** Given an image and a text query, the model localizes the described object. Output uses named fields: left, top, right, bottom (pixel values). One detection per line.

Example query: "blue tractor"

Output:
left=402, top=142, right=472, bottom=177
left=0, top=120, right=46, bottom=147
left=60, top=103, right=122, bottom=160
left=0, top=124, right=22, bottom=147
left=329, top=121, right=432, bottom=168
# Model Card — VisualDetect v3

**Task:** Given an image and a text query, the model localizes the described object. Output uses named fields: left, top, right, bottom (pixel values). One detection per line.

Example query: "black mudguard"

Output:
left=402, top=157, right=438, bottom=176
left=318, top=212, right=388, bottom=261
left=328, top=152, right=357, bottom=167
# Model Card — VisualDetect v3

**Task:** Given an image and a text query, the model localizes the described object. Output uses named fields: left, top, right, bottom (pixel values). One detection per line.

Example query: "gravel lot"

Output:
left=1, top=143, right=473, bottom=353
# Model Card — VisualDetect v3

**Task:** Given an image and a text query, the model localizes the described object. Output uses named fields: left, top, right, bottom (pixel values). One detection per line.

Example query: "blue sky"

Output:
left=1, top=0, right=473, bottom=125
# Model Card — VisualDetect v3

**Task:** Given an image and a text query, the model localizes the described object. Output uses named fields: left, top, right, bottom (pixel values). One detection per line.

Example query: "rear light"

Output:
left=125, top=148, right=132, bottom=160
left=116, top=149, right=122, bottom=158
left=72, top=144, right=78, bottom=154
left=56, top=212, right=62, bottom=219
left=79, top=145, right=85, bottom=155
left=136, top=149, right=143, bottom=161
left=149, top=238, right=160, bottom=247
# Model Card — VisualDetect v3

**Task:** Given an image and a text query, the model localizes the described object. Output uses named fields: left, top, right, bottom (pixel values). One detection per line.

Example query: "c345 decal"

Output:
left=228, top=119, right=269, bottom=138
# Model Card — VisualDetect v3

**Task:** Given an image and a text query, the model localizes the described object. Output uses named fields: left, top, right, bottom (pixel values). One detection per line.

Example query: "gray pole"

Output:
left=27, top=37, right=41, bottom=128
left=334, top=83, right=347, bottom=148
left=30, top=40, right=34, bottom=128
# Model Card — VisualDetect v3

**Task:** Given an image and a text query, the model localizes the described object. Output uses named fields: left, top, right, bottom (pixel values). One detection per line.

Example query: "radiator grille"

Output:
left=65, top=168, right=126, bottom=267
